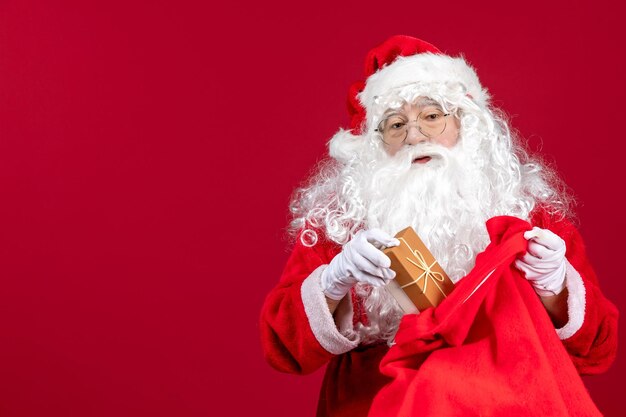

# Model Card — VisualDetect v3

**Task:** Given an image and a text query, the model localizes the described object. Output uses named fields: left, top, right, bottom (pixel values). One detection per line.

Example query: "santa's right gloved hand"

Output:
left=321, top=229, right=400, bottom=301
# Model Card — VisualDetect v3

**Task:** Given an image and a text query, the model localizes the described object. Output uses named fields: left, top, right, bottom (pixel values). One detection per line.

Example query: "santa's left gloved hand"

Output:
left=514, top=226, right=567, bottom=297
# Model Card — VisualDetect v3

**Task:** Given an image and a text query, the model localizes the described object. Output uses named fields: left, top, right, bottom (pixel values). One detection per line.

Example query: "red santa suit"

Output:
left=259, top=208, right=618, bottom=417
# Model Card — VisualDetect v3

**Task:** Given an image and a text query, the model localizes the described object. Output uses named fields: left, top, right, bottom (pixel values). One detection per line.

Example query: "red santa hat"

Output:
left=348, top=35, right=489, bottom=133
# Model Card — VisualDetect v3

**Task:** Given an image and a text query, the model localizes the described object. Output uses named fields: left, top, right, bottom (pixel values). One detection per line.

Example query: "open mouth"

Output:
left=412, top=156, right=432, bottom=164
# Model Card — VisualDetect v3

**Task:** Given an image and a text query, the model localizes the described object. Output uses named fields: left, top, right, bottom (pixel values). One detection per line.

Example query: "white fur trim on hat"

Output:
left=358, top=53, right=489, bottom=128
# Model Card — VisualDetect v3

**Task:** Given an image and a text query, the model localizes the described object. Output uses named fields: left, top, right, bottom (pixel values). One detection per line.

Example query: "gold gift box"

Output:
left=383, top=227, right=455, bottom=313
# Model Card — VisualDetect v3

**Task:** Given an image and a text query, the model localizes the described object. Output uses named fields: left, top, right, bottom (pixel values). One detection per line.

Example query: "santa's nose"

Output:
left=405, top=125, right=429, bottom=145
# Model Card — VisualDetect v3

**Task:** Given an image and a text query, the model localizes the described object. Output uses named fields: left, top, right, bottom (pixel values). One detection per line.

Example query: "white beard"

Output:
left=352, top=142, right=495, bottom=345
left=362, top=142, right=491, bottom=279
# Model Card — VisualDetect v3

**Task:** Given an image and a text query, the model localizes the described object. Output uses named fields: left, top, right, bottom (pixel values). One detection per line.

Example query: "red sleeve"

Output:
left=259, top=229, right=350, bottom=375
left=531, top=208, right=619, bottom=375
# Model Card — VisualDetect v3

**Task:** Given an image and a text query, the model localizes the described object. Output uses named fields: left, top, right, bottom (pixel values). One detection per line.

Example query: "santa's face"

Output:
left=378, top=99, right=460, bottom=157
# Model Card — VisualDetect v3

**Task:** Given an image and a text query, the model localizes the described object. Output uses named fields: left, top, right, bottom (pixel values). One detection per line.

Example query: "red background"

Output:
left=1, top=1, right=625, bottom=416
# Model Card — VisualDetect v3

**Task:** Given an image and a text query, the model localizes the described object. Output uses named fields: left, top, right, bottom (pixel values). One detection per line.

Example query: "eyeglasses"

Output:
left=375, top=108, right=451, bottom=146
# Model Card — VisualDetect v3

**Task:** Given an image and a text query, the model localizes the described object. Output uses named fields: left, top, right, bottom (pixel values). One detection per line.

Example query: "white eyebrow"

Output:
left=414, top=97, right=443, bottom=108
left=382, top=110, right=406, bottom=118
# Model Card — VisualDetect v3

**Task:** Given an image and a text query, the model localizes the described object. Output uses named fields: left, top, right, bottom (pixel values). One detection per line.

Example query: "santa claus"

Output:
left=260, top=36, right=618, bottom=416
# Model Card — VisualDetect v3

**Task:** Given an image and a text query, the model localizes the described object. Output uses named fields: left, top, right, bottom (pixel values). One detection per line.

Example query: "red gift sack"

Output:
left=368, top=216, right=602, bottom=417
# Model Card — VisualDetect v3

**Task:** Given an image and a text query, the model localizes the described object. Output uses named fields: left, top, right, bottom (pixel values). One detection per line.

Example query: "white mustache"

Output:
left=394, top=143, right=451, bottom=166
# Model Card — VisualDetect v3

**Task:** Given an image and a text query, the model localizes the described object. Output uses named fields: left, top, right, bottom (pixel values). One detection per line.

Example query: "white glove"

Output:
left=321, top=229, right=400, bottom=300
left=514, top=226, right=567, bottom=297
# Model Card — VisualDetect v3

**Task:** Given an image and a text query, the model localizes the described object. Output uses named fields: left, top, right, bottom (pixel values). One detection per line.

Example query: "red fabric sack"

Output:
left=368, top=216, right=601, bottom=417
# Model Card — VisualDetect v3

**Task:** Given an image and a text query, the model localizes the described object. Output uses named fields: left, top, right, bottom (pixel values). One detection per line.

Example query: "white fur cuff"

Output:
left=301, top=265, right=360, bottom=355
left=555, top=260, right=586, bottom=340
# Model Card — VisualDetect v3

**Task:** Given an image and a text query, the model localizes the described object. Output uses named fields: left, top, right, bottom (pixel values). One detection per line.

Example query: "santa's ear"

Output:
left=328, top=129, right=365, bottom=164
